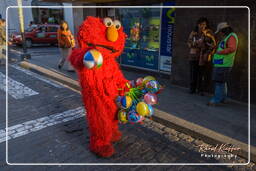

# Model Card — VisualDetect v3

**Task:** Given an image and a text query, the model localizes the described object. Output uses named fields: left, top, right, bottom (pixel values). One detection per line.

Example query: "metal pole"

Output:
left=17, top=0, right=30, bottom=60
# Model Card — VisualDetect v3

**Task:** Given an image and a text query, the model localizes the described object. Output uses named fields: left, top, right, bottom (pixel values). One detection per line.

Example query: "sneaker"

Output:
left=207, top=101, right=224, bottom=106
left=189, top=90, right=196, bottom=94
left=0, top=61, right=5, bottom=66
left=220, top=99, right=228, bottom=104
left=58, top=65, right=62, bottom=69
left=9, top=58, right=17, bottom=62
left=198, top=92, right=204, bottom=96
left=207, top=101, right=216, bottom=106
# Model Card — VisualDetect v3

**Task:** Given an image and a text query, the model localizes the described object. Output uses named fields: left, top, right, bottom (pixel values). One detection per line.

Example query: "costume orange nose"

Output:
left=107, top=25, right=118, bottom=42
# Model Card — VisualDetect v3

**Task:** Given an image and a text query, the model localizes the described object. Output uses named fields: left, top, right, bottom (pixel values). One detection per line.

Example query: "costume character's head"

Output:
left=77, top=16, right=127, bottom=59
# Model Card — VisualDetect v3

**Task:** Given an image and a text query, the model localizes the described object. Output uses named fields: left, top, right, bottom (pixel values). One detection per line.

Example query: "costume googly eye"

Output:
left=113, top=20, right=121, bottom=30
left=103, top=18, right=113, bottom=27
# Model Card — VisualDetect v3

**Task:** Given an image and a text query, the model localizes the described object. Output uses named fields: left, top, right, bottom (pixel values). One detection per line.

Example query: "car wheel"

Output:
left=25, top=39, right=32, bottom=48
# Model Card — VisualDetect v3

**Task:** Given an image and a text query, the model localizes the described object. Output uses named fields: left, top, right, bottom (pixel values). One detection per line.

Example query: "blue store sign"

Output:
left=160, top=2, right=175, bottom=72
left=121, top=48, right=158, bottom=70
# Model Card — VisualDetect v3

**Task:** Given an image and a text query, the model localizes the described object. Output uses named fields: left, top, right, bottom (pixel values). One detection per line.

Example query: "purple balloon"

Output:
left=145, top=80, right=160, bottom=93
left=144, top=93, right=158, bottom=105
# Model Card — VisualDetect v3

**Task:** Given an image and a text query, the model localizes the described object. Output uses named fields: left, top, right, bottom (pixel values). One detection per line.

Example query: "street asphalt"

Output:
left=8, top=45, right=255, bottom=146
left=0, top=45, right=254, bottom=170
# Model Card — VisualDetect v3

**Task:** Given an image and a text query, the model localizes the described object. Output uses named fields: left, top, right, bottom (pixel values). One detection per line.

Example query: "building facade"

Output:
left=0, top=0, right=73, bottom=33
left=3, top=0, right=254, bottom=103
left=69, top=0, right=253, bottom=103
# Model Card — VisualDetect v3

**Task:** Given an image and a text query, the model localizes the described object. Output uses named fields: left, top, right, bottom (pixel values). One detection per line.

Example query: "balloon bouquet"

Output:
left=116, top=76, right=163, bottom=124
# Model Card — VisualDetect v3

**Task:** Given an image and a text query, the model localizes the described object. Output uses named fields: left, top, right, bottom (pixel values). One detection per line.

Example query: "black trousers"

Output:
left=198, top=64, right=212, bottom=93
left=189, top=60, right=199, bottom=92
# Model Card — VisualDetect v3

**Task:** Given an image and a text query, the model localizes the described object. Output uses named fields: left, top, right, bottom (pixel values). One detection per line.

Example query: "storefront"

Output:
left=40, top=0, right=175, bottom=74
left=116, top=2, right=175, bottom=74
left=31, top=0, right=64, bottom=24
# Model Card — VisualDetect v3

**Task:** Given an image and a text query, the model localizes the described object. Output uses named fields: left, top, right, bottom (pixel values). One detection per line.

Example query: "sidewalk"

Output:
left=8, top=46, right=255, bottom=162
left=125, top=69, right=253, bottom=143
left=2, top=60, right=252, bottom=170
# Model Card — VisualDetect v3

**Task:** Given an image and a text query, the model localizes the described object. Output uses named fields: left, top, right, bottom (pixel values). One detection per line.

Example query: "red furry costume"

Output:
left=69, top=17, right=129, bottom=157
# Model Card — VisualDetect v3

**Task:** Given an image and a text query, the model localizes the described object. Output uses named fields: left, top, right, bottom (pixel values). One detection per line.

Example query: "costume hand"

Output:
left=118, top=82, right=131, bottom=96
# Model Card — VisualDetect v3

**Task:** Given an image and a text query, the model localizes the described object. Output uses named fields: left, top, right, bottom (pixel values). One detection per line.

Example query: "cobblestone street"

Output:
left=0, top=60, right=254, bottom=170
left=0, top=0, right=255, bottom=169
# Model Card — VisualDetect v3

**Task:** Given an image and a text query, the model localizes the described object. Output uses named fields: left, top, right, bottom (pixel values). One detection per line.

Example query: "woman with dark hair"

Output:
left=198, top=19, right=216, bottom=95
left=187, top=17, right=216, bottom=94
left=208, top=22, right=238, bottom=106
left=57, top=20, right=75, bottom=71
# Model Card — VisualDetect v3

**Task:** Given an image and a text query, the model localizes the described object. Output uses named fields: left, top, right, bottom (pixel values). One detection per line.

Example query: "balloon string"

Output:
left=125, top=87, right=144, bottom=106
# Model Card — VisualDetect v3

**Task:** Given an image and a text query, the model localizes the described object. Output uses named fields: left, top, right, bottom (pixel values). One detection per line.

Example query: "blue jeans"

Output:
left=210, top=82, right=227, bottom=103
left=210, top=67, right=231, bottom=104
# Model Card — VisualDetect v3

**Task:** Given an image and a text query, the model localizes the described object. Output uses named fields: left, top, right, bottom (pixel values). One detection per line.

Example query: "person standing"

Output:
left=41, top=11, right=48, bottom=24
left=208, top=22, right=238, bottom=106
left=187, top=17, right=207, bottom=94
left=198, top=20, right=216, bottom=95
left=0, top=19, right=6, bottom=65
left=57, top=20, right=75, bottom=71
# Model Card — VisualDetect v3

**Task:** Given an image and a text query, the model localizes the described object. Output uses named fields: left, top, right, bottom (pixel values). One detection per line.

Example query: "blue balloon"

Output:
left=116, top=96, right=122, bottom=103
left=147, top=104, right=154, bottom=116
left=128, top=111, right=141, bottom=123
left=116, top=96, right=122, bottom=108
left=130, top=103, right=136, bottom=111
left=141, top=89, right=147, bottom=94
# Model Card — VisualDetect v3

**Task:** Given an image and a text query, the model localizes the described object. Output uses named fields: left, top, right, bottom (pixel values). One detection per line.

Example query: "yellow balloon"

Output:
left=121, top=96, right=132, bottom=109
left=136, top=102, right=150, bottom=116
left=142, top=76, right=156, bottom=85
left=118, top=110, right=128, bottom=124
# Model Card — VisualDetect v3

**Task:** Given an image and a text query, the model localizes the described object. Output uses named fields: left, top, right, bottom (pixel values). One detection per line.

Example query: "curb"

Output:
left=19, top=61, right=81, bottom=91
left=19, top=60, right=256, bottom=163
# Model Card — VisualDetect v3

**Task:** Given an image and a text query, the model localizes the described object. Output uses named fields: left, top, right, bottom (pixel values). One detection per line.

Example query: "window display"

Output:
left=118, top=4, right=175, bottom=72
left=118, top=8, right=160, bottom=70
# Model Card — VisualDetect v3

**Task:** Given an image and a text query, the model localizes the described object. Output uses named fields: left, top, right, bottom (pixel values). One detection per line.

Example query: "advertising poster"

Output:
left=120, top=48, right=140, bottom=66
left=160, top=2, right=175, bottom=72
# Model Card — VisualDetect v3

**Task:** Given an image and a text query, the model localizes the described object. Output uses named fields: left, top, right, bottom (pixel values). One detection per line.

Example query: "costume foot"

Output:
left=111, top=130, right=122, bottom=142
left=91, top=144, right=115, bottom=158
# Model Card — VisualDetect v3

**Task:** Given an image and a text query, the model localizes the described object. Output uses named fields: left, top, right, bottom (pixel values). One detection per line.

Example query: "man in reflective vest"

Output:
left=208, top=22, right=238, bottom=106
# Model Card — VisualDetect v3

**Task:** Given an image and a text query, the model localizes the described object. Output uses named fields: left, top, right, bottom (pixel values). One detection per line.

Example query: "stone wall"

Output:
left=171, top=0, right=255, bottom=103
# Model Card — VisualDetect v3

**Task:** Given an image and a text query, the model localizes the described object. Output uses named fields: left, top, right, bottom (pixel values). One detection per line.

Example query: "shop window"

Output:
left=47, top=26, right=58, bottom=32
left=117, top=8, right=161, bottom=71
left=116, top=3, right=175, bottom=73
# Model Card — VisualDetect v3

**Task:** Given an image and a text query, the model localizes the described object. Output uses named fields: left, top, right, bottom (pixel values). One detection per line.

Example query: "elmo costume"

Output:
left=69, top=16, right=129, bottom=157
